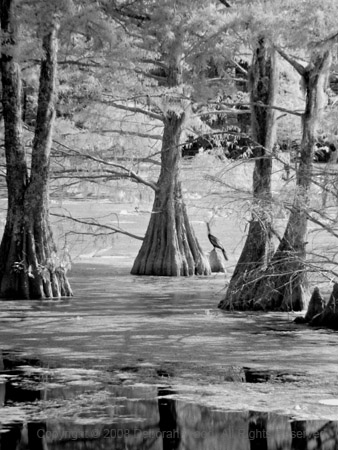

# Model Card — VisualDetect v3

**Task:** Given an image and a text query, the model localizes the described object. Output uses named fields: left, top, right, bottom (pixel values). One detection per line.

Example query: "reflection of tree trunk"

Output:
left=249, top=412, right=268, bottom=450
left=266, top=413, right=293, bottom=449
left=251, top=50, right=331, bottom=311
left=0, top=382, right=5, bottom=406
left=219, top=37, right=277, bottom=309
left=0, top=423, right=23, bottom=450
left=28, top=422, right=48, bottom=450
left=0, top=6, right=72, bottom=299
left=131, top=112, right=210, bottom=276
left=158, top=389, right=180, bottom=450
left=291, top=421, right=307, bottom=450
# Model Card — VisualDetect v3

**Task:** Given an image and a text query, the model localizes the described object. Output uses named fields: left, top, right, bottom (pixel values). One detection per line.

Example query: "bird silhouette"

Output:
left=206, top=222, right=228, bottom=260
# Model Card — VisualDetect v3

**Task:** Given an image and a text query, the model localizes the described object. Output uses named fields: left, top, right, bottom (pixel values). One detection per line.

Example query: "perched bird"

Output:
left=206, top=222, right=228, bottom=260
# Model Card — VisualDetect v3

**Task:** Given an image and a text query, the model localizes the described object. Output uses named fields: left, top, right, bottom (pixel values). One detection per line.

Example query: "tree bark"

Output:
left=224, top=50, right=331, bottom=311
left=0, top=0, right=29, bottom=298
left=219, top=38, right=277, bottom=309
left=0, top=6, right=72, bottom=299
left=131, top=111, right=211, bottom=276
left=131, top=33, right=210, bottom=276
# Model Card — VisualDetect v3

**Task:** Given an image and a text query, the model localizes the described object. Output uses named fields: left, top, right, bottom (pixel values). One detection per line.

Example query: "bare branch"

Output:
left=194, top=108, right=250, bottom=117
left=58, top=60, right=110, bottom=68
left=51, top=175, right=117, bottom=180
left=51, top=144, right=161, bottom=166
left=306, top=210, right=338, bottom=240
left=194, top=102, right=303, bottom=118
left=230, top=59, right=248, bottom=75
left=106, top=100, right=164, bottom=121
left=139, top=58, right=167, bottom=69
left=274, top=45, right=306, bottom=76
left=107, top=4, right=151, bottom=23
left=311, top=30, right=338, bottom=48
left=134, top=68, right=167, bottom=83
left=218, top=0, right=232, bottom=7
left=99, top=129, right=162, bottom=140
left=251, top=102, right=303, bottom=117
left=52, top=141, right=159, bottom=192
left=51, top=213, right=144, bottom=241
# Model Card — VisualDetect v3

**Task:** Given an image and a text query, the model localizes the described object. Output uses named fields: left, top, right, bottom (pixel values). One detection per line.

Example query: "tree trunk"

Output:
left=131, top=34, right=210, bottom=277
left=0, top=8, right=72, bottom=299
left=227, top=50, right=331, bottom=311
left=253, top=50, right=332, bottom=311
left=131, top=112, right=211, bottom=276
left=219, top=38, right=277, bottom=309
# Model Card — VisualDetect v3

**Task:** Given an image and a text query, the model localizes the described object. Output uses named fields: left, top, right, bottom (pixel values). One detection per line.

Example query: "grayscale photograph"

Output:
left=0, top=0, right=338, bottom=448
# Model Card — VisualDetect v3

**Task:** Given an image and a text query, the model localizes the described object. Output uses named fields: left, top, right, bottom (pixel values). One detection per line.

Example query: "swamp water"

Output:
left=0, top=354, right=338, bottom=449
left=1, top=260, right=338, bottom=449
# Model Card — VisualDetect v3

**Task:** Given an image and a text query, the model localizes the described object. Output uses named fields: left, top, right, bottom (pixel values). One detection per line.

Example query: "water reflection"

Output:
left=249, top=412, right=268, bottom=450
left=0, top=364, right=338, bottom=449
left=1, top=401, right=338, bottom=449
left=158, top=388, right=180, bottom=450
left=2, top=406, right=338, bottom=450
left=175, top=405, right=338, bottom=450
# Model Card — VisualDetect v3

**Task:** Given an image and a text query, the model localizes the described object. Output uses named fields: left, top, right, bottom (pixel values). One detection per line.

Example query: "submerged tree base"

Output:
left=131, top=215, right=211, bottom=277
left=0, top=260, right=73, bottom=300
left=308, top=284, right=338, bottom=330
left=130, top=186, right=211, bottom=276
left=219, top=251, right=309, bottom=312
left=0, top=213, right=73, bottom=300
